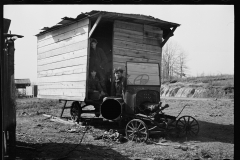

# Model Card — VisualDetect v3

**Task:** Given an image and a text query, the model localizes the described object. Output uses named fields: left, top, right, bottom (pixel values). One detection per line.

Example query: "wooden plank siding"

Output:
left=126, top=62, right=160, bottom=85
left=113, top=39, right=161, bottom=53
left=37, top=33, right=88, bottom=54
left=113, top=54, right=159, bottom=63
left=37, top=40, right=88, bottom=60
left=38, top=81, right=86, bottom=89
left=38, top=73, right=86, bottom=83
left=37, top=19, right=89, bottom=101
left=38, top=49, right=87, bottom=66
left=38, top=26, right=88, bottom=48
left=114, top=32, right=161, bottom=46
left=38, top=65, right=86, bottom=78
left=37, top=95, right=85, bottom=101
left=37, top=19, right=89, bottom=42
left=113, top=47, right=161, bottom=60
left=127, top=75, right=160, bottom=85
left=38, top=56, right=87, bottom=72
left=113, top=20, right=162, bottom=85
left=38, top=88, right=86, bottom=96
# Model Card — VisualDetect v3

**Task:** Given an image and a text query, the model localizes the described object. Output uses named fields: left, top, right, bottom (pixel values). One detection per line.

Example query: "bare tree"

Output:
left=161, top=39, right=189, bottom=81
left=175, top=50, right=189, bottom=78
left=161, top=39, right=180, bottom=81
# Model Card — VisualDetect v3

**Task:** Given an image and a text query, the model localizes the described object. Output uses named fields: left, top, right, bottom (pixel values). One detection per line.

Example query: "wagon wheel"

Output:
left=125, top=119, right=149, bottom=143
left=70, top=101, right=82, bottom=122
left=176, top=116, right=199, bottom=137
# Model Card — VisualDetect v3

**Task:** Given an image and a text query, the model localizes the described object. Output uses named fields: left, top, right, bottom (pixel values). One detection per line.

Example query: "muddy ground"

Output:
left=15, top=97, right=234, bottom=160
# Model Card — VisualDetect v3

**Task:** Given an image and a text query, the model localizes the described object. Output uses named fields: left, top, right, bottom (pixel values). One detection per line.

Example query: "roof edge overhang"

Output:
left=35, top=10, right=180, bottom=37
left=35, top=11, right=102, bottom=37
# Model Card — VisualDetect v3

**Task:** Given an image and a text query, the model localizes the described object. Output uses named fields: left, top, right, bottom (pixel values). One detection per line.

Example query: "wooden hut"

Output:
left=15, top=78, right=31, bottom=88
left=35, top=10, right=180, bottom=102
left=15, top=78, right=31, bottom=97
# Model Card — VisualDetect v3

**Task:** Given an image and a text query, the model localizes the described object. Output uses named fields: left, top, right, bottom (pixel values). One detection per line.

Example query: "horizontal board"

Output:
left=38, top=81, right=86, bottom=89
left=113, top=47, right=161, bottom=60
left=144, top=24, right=162, bottom=33
left=38, top=73, right=86, bottom=83
left=113, top=39, right=161, bottom=53
left=114, top=32, right=162, bottom=46
left=113, top=55, right=159, bottom=63
left=127, top=74, right=160, bottom=85
left=38, top=26, right=88, bottom=48
left=38, top=48, right=87, bottom=66
left=113, top=62, right=126, bottom=70
left=38, top=40, right=88, bottom=60
left=144, top=30, right=163, bottom=39
left=38, top=33, right=88, bottom=54
left=37, top=95, right=85, bottom=101
left=114, top=20, right=143, bottom=32
left=38, top=88, right=85, bottom=96
left=37, top=19, right=89, bottom=42
left=38, top=56, right=87, bottom=72
left=127, top=62, right=160, bottom=75
left=38, top=65, right=86, bottom=77
left=143, top=25, right=163, bottom=38
left=114, top=28, right=143, bottom=36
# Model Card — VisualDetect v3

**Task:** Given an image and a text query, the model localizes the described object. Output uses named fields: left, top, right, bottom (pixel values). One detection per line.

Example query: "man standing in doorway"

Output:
left=89, top=38, right=108, bottom=94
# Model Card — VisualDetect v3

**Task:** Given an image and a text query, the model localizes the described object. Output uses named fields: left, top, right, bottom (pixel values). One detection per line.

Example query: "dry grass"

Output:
left=15, top=98, right=234, bottom=160
left=164, top=74, right=234, bottom=87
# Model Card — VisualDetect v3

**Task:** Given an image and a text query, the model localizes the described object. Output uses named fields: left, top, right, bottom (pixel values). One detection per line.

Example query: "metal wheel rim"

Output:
left=125, top=119, right=149, bottom=143
left=70, top=101, right=81, bottom=122
left=176, top=116, right=199, bottom=137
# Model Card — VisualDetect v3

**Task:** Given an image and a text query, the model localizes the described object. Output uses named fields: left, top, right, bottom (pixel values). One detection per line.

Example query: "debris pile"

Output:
left=94, top=129, right=125, bottom=143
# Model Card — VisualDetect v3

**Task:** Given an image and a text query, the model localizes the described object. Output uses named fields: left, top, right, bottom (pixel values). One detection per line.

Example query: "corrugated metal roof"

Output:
left=15, top=79, right=31, bottom=84
left=36, top=10, right=180, bottom=36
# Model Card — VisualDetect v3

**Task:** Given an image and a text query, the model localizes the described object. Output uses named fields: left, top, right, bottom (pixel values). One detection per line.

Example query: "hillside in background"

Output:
left=161, top=75, right=234, bottom=99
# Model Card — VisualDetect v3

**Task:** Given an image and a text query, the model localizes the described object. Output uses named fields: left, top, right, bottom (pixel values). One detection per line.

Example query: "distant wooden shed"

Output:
left=35, top=10, right=180, bottom=101
left=15, top=78, right=31, bottom=88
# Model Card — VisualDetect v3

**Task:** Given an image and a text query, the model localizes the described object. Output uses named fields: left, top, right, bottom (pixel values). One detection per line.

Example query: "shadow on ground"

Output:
left=78, top=116, right=234, bottom=145
left=16, top=141, right=131, bottom=160
left=149, top=120, right=234, bottom=144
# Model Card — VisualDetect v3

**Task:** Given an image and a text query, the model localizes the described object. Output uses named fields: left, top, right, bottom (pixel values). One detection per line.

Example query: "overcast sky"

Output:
left=4, top=5, right=234, bottom=83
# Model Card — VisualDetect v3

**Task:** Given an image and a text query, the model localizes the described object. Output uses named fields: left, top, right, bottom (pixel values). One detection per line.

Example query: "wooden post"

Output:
left=2, top=38, right=17, bottom=159
left=59, top=100, right=67, bottom=118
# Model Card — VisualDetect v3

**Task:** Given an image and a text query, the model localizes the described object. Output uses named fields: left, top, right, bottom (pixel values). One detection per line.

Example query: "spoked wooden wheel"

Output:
left=125, top=119, right=149, bottom=143
left=70, top=101, right=82, bottom=122
left=176, top=116, right=199, bottom=137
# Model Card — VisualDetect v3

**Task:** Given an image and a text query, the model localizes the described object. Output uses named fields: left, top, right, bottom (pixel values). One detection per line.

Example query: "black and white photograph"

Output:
left=3, top=4, right=234, bottom=160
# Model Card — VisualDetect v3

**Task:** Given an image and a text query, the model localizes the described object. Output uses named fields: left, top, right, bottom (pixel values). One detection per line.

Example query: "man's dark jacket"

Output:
left=111, top=76, right=127, bottom=98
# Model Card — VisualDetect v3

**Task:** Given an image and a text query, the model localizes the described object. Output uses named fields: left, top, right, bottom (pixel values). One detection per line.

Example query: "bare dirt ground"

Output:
left=15, top=97, right=234, bottom=160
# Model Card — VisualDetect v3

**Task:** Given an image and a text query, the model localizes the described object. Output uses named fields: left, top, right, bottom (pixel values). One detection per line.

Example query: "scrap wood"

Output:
left=42, top=114, right=52, bottom=118
left=154, top=142, right=170, bottom=146
left=49, top=116, right=76, bottom=125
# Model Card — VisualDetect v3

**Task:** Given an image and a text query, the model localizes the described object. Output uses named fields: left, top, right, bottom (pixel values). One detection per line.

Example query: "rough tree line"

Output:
left=161, top=39, right=188, bottom=82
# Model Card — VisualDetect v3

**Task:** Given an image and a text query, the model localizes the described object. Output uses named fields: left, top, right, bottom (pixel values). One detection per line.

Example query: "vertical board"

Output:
left=37, top=19, right=90, bottom=101
left=113, top=20, right=162, bottom=83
